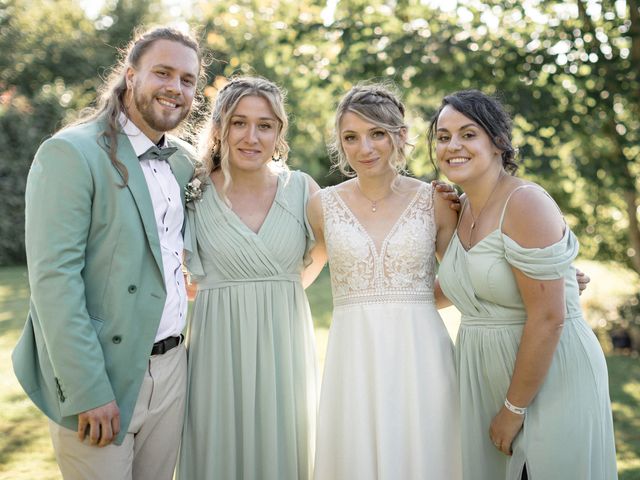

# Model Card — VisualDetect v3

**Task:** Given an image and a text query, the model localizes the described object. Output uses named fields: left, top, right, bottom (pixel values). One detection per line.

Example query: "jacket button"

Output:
left=127, top=285, right=137, bottom=293
left=112, top=335, right=122, bottom=344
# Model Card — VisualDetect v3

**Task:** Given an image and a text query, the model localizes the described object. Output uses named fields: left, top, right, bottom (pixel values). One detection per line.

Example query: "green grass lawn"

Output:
left=1, top=265, right=639, bottom=479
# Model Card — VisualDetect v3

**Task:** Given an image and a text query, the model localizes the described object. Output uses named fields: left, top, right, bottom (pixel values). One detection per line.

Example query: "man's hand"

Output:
left=77, top=400, right=120, bottom=447
left=432, top=180, right=461, bottom=212
left=576, top=268, right=590, bottom=295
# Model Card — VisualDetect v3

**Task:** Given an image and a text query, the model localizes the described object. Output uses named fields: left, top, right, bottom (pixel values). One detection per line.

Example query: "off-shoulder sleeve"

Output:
left=300, top=172, right=316, bottom=268
left=184, top=201, right=206, bottom=281
left=502, top=227, right=579, bottom=280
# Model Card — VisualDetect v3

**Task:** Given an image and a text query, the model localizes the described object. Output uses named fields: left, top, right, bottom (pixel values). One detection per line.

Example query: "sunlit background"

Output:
left=0, top=0, right=638, bottom=478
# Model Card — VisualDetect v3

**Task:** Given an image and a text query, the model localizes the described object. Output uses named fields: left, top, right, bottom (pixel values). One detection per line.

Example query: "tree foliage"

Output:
left=0, top=0, right=154, bottom=264
left=190, top=0, right=639, bottom=273
left=1, top=0, right=638, bottom=275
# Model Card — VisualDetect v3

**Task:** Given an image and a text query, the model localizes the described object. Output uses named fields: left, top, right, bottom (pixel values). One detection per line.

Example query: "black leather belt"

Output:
left=151, top=334, right=184, bottom=356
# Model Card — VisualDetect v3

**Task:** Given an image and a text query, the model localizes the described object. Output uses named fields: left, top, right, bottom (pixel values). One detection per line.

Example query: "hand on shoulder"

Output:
left=431, top=179, right=461, bottom=212
left=433, top=181, right=459, bottom=259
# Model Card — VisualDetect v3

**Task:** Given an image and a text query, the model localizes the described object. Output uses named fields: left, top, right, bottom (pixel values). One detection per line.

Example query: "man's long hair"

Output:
left=76, top=27, right=203, bottom=185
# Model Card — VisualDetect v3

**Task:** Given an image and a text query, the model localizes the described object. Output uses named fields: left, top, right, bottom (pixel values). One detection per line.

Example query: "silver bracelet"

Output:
left=504, top=398, right=527, bottom=415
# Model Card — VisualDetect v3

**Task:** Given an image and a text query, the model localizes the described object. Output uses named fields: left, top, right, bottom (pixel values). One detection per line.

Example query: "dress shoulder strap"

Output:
left=319, top=185, right=333, bottom=205
left=456, top=197, right=468, bottom=229
left=498, top=184, right=562, bottom=230
left=319, top=186, right=338, bottom=223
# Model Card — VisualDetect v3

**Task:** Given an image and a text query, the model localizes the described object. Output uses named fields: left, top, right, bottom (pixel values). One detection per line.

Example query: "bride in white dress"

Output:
left=307, top=84, right=462, bottom=479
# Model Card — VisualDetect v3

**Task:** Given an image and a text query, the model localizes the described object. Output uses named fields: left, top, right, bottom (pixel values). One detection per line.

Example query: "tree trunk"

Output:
left=625, top=0, right=640, bottom=275
left=624, top=187, right=640, bottom=275
left=630, top=0, right=639, bottom=64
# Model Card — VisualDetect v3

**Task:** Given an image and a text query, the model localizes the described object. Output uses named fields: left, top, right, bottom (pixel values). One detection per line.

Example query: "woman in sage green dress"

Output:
left=177, top=77, right=324, bottom=479
left=429, top=90, right=617, bottom=480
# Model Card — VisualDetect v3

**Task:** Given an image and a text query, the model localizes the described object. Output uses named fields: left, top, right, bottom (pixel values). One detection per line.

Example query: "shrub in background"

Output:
left=0, top=89, right=67, bottom=265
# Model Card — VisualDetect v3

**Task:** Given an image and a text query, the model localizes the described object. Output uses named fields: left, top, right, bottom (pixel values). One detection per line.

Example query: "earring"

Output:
left=212, top=141, right=222, bottom=163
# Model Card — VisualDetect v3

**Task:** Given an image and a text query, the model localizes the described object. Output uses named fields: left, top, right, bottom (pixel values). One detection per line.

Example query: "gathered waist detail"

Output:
left=197, top=273, right=301, bottom=291
left=460, top=311, right=583, bottom=328
left=333, top=291, right=434, bottom=308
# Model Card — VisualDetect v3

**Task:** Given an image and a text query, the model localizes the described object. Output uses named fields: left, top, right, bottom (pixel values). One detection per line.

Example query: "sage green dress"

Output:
left=177, top=170, right=318, bottom=480
left=438, top=186, right=617, bottom=480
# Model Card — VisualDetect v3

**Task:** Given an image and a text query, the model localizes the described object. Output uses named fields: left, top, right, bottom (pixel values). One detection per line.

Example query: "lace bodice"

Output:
left=321, top=183, right=437, bottom=307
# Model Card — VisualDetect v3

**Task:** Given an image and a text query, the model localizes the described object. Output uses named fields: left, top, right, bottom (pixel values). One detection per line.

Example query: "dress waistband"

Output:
left=334, top=292, right=434, bottom=308
left=197, top=273, right=301, bottom=291
left=460, top=311, right=583, bottom=328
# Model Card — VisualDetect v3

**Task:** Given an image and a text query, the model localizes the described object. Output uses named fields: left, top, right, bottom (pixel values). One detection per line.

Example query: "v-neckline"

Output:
left=209, top=173, right=281, bottom=236
left=332, top=183, right=424, bottom=257
left=454, top=228, right=501, bottom=254
left=453, top=199, right=503, bottom=254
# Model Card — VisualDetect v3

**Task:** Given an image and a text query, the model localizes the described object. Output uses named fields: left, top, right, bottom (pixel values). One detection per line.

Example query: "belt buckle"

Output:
left=156, top=338, right=168, bottom=355
left=151, top=334, right=183, bottom=356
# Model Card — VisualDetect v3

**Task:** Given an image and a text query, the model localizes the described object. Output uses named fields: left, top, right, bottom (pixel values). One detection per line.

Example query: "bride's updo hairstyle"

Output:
left=427, top=90, right=518, bottom=175
left=330, top=83, right=410, bottom=177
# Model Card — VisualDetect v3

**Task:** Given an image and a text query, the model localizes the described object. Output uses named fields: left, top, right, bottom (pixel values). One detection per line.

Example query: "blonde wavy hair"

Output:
left=330, top=83, right=410, bottom=177
left=197, top=76, right=289, bottom=203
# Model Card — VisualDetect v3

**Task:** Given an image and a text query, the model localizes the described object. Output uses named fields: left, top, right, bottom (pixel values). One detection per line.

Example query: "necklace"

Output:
left=465, top=171, right=504, bottom=249
left=356, top=177, right=396, bottom=213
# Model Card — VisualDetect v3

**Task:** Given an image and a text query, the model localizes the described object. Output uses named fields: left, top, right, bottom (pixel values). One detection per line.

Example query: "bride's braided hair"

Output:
left=330, top=83, right=410, bottom=177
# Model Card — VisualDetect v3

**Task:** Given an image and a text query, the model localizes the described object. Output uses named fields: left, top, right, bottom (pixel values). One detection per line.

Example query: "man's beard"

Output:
left=132, top=83, right=189, bottom=133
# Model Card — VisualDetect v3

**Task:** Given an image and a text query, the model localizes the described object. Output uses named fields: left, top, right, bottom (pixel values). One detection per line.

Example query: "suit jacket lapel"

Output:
left=166, top=142, right=193, bottom=211
left=111, top=131, right=165, bottom=279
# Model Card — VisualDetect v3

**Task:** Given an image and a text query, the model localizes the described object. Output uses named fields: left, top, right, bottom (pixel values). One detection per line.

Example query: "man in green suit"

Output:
left=12, top=27, right=202, bottom=479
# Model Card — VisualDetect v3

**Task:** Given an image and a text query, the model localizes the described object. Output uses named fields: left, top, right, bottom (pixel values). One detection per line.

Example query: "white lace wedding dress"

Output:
left=314, top=182, right=462, bottom=480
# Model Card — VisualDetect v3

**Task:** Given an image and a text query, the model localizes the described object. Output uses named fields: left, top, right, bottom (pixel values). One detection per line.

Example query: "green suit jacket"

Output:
left=12, top=116, right=195, bottom=444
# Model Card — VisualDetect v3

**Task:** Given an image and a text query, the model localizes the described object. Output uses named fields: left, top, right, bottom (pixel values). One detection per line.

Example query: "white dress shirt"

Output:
left=119, top=114, right=187, bottom=342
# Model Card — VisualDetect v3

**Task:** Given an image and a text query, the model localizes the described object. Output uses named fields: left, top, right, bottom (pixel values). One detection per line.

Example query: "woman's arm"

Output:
left=432, top=184, right=459, bottom=307
left=433, top=187, right=459, bottom=261
left=302, top=184, right=328, bottom=289
left=434, top=278, right=453, bottom=309
left=489, top=187, right=567, bottom=456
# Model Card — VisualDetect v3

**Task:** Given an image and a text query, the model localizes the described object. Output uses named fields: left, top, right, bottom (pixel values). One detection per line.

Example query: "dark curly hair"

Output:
left=427, top=90, right=518, bottom=175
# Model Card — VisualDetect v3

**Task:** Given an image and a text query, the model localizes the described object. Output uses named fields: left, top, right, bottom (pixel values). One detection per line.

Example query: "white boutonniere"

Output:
left=185, top=177, right=204, bottom=203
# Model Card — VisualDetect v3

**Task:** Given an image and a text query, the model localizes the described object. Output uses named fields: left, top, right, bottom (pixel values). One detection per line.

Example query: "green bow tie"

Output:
left=138, top=145, right=178, bottom=162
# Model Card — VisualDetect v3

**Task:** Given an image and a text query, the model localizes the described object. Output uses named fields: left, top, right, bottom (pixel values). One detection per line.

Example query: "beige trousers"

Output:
left=49, top=343, right=187, bottom=480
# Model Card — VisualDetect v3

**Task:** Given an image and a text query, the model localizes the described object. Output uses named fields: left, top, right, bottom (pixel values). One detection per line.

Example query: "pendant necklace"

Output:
left=356, top=177, right=396, bottom=213
left=466, top=171, right=504, bottom=249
